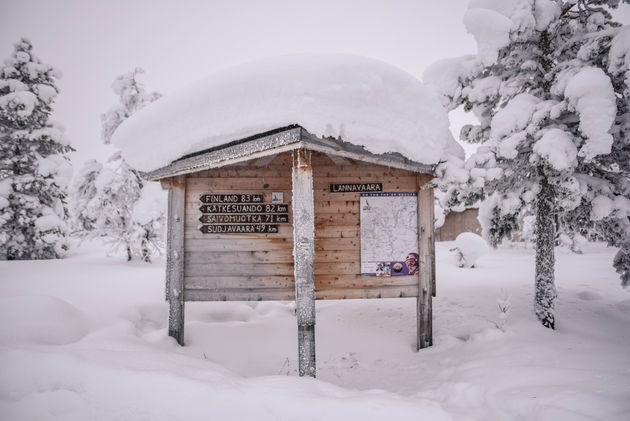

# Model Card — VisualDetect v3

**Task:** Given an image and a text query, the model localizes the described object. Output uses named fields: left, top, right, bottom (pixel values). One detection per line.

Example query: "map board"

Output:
left=360, top=192, right=419, bottom=276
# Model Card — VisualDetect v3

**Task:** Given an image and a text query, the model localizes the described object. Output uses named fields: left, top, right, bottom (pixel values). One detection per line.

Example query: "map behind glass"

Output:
left=360, top=193, right=418, bottom=276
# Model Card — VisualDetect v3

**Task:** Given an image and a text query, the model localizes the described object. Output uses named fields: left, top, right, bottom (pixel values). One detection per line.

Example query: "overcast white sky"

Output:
left=1, top=1, right=627, bottom=167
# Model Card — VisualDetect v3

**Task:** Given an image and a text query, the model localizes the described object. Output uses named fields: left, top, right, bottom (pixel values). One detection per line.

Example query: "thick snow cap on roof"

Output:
left=113, top=53, right=457, bottom=172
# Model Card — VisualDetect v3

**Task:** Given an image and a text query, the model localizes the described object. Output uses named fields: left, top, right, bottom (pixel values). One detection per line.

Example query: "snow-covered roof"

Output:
left=112, top=53, right=457, bottom=173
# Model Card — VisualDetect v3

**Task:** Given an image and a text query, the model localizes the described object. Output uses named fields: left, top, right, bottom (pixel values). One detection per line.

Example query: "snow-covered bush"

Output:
left=451, top=232, right=489, bottom=268
left=425, top=0, right=630, bottom=328
left=130, top=182, right=167, bottom=260
left=70, top=159, right=102, bottom=235
left=73, top=151, right=166, bottom=263
left=0, top=38, right=73, bottom=260
left=71, top=69, right=165, bottom=262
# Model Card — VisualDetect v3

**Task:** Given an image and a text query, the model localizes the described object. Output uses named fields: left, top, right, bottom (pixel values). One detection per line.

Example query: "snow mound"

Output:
left=422, top=55, right=482, bottom=109
left=564, top=67, right=616, bottom=161
left=463, top=0, right=560, bottom=65
left=608, top=26, right=630, bottom=89
left=452, top=232, right=490, bottom=268
left=533, top=128, right=578, bottom=171
left=112, top=53, right=455, bottom=172
left=463, top=6, right=512, bottom=65
left=490, top=93, right=540, bottom=140
left=0, top=295, right=88, bottom=345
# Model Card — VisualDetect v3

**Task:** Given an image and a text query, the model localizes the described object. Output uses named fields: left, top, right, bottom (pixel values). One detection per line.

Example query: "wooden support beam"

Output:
left=325, top=154, right=352, bottom=166
left=252, top=154, right=278, bottom=167
left=159, top=178, right=172, bottom=190
left=417, top=174, right=434, bottom=350
left=167, top=176, right=186, bottom=345
left=292, top=148, right=316, bottom=377
left=431, top=227, right=436, bottom=298
left=164, top=181, right=172, bottom=302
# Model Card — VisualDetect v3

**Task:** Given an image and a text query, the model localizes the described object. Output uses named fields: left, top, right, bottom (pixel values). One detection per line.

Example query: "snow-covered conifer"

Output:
left=70, top=159, right=103, bottom=235
left=72, top=68, right=164, bottom=262
left=101, top=68, right=161, bottom=144
left=0, top=38, right=73, bottom=260
left=93, top=155, right=144, bottom=261
left=425, top=1, right=630, bottom=328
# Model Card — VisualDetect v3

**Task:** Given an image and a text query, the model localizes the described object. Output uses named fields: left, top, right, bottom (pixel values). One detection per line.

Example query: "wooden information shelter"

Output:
left=145, top=125, right=436, bottom=377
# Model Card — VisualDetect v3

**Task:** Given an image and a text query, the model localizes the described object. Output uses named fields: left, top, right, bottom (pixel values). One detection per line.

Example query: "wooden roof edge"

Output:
left=142, top=126, right=302, bottom=181
left=142, top=126, right=434, bottom=181
left=298, top=129, right=434, bottom=175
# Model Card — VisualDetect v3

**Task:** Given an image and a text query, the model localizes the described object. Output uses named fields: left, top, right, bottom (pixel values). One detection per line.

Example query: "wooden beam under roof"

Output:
left=141, top=126, right=433, bottom=181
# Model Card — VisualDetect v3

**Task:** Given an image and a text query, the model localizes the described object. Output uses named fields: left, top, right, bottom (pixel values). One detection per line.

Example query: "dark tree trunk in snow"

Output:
left=535, top=176, right=557, bottom=329
left=613, top=246, right=630, bottom=287
left=141, top=230, right=151, bottom=263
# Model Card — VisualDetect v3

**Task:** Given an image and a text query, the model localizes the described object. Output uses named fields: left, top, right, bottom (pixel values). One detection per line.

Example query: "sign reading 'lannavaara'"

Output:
left=330, top=183, right=383, bottom=193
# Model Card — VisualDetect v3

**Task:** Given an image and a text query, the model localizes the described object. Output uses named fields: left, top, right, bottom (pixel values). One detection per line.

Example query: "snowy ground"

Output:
left=1, top=241, right=629, bottom=420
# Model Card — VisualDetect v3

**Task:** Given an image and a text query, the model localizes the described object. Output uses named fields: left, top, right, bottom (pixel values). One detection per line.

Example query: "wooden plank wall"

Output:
left=311, top=152, right=420, bottom=299
left=434, top=208, right=481, bottom=242
left=182, top=151, right=429, bottom=301
left=183, top=152, right=295, bottom=301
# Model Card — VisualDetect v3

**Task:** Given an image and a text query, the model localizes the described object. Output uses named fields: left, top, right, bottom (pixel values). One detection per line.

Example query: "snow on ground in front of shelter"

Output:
left=112, top=53, right=456, bottom=172
left=1, top=241, right=629, bottom=420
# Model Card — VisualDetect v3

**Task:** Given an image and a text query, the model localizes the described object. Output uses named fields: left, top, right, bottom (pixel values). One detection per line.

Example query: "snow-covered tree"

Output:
left=101, top=68, right=161, bottom=144
left=71, top=68, right=165, bottom=262
left=0, top=38, right=73, bottom=260
left=425, top=0, right=630, bottom=328
left=70, top=159, right=102, bottom=235
left=92, top=154, right=150, bottom=261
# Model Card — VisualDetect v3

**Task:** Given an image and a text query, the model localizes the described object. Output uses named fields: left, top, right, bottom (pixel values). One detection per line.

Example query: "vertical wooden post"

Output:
left=292, top=148, right=316, bottom=377
left=417, top=174, right=434, bottom=350
left=167, top=175, right=186, bottom=345
left=160, top=179, right=172, bottom=302
left=432, top=225, right=437, bottom=298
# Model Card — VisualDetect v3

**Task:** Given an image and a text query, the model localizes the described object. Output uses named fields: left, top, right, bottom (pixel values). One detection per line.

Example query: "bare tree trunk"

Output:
left=613, top=245, right=630, bottom=287
left=535, top=176, right=557, bottom=329
left=141, top=228, right=151, bottom=263
left=126, top=245, right=132, bottom=262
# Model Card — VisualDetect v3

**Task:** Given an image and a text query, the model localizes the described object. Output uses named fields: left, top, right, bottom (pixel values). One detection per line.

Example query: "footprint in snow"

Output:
left=326, top=352, right=360, bottom=378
